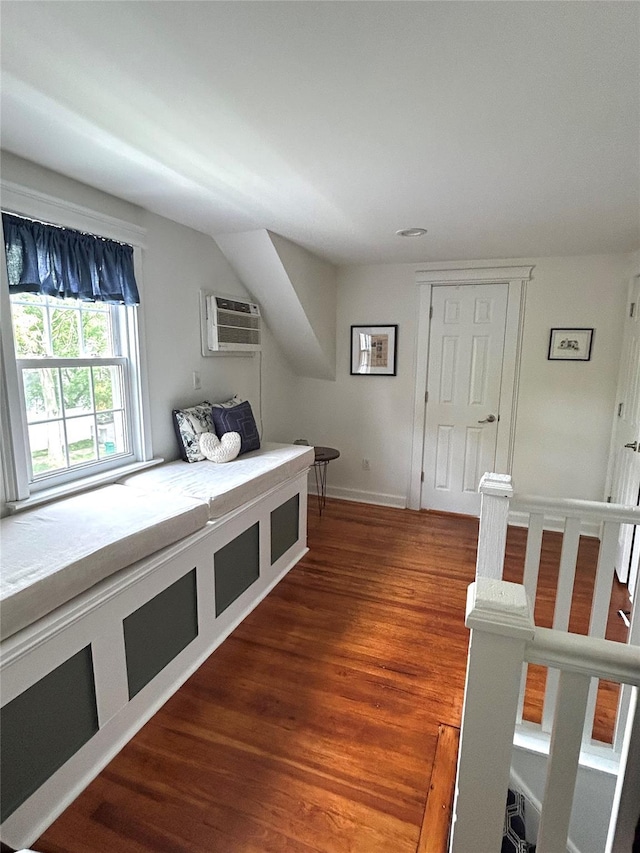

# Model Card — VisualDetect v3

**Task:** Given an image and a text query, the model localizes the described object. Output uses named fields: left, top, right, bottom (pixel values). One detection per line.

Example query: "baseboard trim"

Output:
left=508, top=510, right=600, bottom=539
left=322, top=485, right=407, bottom=509
left=309, top=491, right=603, bottom=530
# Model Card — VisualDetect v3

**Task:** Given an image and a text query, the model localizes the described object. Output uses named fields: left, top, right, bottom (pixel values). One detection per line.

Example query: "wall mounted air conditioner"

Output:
left=200, top=290, right=262, bottom=356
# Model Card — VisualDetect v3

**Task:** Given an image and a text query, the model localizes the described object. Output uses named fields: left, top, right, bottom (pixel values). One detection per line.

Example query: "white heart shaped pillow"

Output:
left=199, top=431, right=241, bottom=463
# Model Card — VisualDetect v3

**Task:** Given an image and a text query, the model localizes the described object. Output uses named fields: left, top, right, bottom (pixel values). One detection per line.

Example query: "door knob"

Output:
left=478, top=414, right=496, bottom=424
left=624, top=441, right=638, bottom=451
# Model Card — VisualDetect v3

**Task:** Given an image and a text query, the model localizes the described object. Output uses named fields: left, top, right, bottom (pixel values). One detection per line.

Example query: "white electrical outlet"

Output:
left=192, top=371, right=201, bottom=390
left=362, top=458, right=370, bottom=471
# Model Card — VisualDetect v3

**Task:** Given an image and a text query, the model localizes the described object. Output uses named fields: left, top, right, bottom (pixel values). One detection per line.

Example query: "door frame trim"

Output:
left=605, top=272, right=640, bottom=586
left=408, top=265, right=534, bottom=511
left=604, top=272, right=640, bottom=503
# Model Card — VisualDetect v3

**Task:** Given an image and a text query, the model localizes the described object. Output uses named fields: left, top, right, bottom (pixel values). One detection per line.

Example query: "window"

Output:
left=9, top=293, right=134, bottom=482
left=1, top=198, right=150, bottom=503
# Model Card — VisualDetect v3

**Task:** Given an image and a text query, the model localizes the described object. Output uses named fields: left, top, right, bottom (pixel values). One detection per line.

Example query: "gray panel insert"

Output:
left=0, top=645, right=98, bottom=822
left=215, top=523, right=260, bottom=616
left=271, top=493, right=300, bottom=564
left=124, top=568, right=198, bottom=700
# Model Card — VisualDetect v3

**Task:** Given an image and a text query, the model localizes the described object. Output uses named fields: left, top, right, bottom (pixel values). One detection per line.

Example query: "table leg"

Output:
left=314, top=461, right=329, bottom=515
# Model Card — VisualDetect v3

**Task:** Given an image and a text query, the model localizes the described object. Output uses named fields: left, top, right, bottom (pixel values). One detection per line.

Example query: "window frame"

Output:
left=1, top=181, right=153, bottom=508
left=12, top=304, right=133, bottom=487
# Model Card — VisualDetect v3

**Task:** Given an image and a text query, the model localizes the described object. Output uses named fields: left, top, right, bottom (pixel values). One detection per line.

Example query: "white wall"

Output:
left=512, top=255, right=629, bottom=499
left=292, top=263, right=418, bottom=506
left=259, top=322, right=302, bottom=445
left=137, top=208, right=296, bottom=459
left=269, top=231, right=337, bottom=375
left=290, top=256, right=631, bottom=506
left=0, top=152, right=297, bottom=512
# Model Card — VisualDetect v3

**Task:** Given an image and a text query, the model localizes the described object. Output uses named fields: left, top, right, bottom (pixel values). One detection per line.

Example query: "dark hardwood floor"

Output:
left=34, top=500, right=629, bottom=853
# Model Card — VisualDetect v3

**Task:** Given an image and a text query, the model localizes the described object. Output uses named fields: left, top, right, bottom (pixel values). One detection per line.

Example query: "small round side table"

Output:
left=313, top=446, right=340, bottom=515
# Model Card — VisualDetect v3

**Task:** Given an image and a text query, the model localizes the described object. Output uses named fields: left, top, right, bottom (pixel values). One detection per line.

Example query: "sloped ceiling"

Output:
left=215, top=230, right=337, bottom=380
left=1, top=2, right=638, bottom=266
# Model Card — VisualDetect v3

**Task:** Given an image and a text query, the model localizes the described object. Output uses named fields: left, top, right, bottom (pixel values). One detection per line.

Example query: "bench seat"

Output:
left=0, top=484, right=209, bottom=641
left=117, top=442, right=315, bottom=519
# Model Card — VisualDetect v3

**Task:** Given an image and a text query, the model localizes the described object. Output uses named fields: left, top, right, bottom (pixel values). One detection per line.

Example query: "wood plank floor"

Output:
left=35, top=500, right=630, bottom=853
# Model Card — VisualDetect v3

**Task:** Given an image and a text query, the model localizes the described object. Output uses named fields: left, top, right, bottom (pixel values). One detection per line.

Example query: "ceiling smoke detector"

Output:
left=396, top=228, right=427, bottom=238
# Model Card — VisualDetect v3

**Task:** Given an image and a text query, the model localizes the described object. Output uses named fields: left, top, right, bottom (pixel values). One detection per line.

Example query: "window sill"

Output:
left=6, top=458, right=165, bottom=514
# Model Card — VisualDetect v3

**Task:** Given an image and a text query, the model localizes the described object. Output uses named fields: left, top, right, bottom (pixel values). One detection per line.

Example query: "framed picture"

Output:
left=548, top=328, right=594, bottom=361
left=350, top=325, right=398, bottom=375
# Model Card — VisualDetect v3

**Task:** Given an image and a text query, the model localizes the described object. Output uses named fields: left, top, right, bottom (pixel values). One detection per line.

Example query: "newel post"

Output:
left=476, top=473, right=514, bottom=580
left=449, top=579, right=535, bottom=853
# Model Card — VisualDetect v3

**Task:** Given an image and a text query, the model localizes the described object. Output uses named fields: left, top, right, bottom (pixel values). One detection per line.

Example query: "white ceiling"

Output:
left=1, top=1, right=639, bottom=266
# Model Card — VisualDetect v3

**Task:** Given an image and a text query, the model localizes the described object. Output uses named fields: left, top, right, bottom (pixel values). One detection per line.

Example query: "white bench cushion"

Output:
left=0, top=484, right=209, bottom=641
left=117, top=443, right=315, bottom=520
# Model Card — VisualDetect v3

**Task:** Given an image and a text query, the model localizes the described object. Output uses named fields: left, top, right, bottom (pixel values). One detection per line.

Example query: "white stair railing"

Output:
left=475, top=474, right=640, bottom=754
left=450, top=578, right=640, bottom=853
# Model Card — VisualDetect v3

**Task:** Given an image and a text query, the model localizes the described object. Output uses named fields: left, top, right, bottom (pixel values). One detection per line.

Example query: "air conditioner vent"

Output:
left=217, top=326, right=261, bottom=346
left=216, top=309, right=261, bottom=331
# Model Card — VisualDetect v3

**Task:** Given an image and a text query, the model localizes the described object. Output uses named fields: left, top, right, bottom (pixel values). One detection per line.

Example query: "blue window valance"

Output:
left=2, top=212, right=140, bottom=305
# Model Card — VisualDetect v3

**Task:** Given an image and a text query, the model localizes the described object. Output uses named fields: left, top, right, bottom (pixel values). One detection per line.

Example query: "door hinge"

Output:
left=421, top=471, right=425, bottom=482
left=618, top=402, right=624, bottom=418
left=429, top=306, right=433, bottom=319
left=631, top=302, right=636, bottom=319
left=607, top=495, right=612, bottom=503
left=425, top=391, right=429, bottom=403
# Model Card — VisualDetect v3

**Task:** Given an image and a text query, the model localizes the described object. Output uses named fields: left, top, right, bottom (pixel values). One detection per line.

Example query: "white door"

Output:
left=421, top=283, right=509, bottom=515
left=610, top=275, right=640, bottom=588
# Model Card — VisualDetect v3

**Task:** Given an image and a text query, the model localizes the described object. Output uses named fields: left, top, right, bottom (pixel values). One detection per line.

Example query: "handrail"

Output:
left=511, top=493, right=640, bottom=525
left=466, top=478, right=639, bottom=853
left=475, top=473, right=639, bottom=749
left=451, top=579, right=639, bottom=853
left=526, top=627, right=640, bottom=685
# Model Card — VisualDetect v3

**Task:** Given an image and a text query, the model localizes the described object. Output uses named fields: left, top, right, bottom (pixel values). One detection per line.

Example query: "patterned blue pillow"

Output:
left=502, top=788, right=534, bottom=852
left=172, top=396, right=242, bottom=462
left=211, top=400, right=260, bottom=455
left=172, top=401, right=213, bottom=463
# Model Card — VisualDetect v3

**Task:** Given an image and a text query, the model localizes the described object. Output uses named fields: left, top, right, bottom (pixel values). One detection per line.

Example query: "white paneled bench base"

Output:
left=0, top=446, right=313, bottom=849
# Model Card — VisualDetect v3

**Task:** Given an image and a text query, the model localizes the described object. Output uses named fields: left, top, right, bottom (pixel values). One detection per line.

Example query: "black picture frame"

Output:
left=350, top=325, right=398, bottom=375
left=548, top=328, right=594, bottom=361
